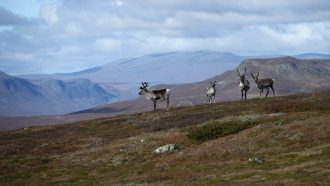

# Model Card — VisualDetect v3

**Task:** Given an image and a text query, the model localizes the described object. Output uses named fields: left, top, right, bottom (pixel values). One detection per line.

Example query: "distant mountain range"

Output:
left=294, top=53, right=330, bottom=59
left=2, top=51, right=330, bottom=117
left=20, top=51, right=330, bottom=90
left=76, top=56, right=330, bottom=114
left=0, top=71, right=120, bottom=116
left=20, top=51, right=245, bottom=90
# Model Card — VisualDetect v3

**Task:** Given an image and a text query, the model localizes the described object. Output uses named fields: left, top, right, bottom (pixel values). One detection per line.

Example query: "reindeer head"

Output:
left=209, top=81, right=216, bottom=88
left=138, top=82, right=149, bottom=95
left=237, top=67, right=247, bottom=82
left=251, top=72, right=260, bottom=82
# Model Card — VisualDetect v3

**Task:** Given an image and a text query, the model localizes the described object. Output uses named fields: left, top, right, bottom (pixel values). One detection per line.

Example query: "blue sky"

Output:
left=0, top=0, right=330, bottom=75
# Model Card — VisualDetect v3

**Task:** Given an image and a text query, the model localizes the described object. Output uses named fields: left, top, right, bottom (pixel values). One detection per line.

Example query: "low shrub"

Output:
left=187, top=119, right=257, bottom=142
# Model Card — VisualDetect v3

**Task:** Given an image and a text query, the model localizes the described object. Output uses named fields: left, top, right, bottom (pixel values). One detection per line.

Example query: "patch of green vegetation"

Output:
left=187, top=119, right=258, bottom=142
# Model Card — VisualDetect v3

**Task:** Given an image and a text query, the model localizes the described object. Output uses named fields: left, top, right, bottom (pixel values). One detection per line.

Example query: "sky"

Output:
left=0, top=0, right=330, bottom=75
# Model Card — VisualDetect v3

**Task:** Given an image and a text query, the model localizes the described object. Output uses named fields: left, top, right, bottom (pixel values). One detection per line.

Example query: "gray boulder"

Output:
left=154, top=144, right=182, bottom=153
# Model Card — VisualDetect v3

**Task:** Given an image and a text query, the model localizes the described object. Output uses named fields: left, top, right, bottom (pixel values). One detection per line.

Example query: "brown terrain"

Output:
left=1, top=90, right=330, bottom=185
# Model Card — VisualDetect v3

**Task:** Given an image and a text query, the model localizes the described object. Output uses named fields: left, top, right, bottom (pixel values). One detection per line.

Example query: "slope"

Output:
left=1, top=91, right=329, bottom=185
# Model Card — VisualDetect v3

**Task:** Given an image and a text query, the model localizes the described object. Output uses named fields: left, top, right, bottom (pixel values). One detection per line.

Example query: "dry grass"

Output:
left=1, top=91, right=330, bottom=185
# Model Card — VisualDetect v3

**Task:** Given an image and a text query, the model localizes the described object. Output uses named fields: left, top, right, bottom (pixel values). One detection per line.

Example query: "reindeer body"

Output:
left=139, top=82, right=170, bottom=111
left=251, top=72, right=275, bottom=98
left=237, top=68, right=250, bottom=100
left=206, top=81, right=216, bottom=103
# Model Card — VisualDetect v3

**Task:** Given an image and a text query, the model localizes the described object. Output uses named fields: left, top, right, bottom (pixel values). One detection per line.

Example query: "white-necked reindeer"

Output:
left=206, top=81, right=216, bottom=103
left=138, top=82, right=170, bottom=111
left=237, top=67, right=250, bottom=100
left=251, top=72, right=275, bottom=98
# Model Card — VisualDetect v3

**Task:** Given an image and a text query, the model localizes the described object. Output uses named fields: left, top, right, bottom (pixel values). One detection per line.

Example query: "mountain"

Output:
left=295, top=53, right=330, bottom=59
left=20, top=51, right=245, bottom=90
left=0, top=71, right=118, bottom=116
left=77, top=56, right=330, bottom=114
left=20, top=51, right=330, bottom=92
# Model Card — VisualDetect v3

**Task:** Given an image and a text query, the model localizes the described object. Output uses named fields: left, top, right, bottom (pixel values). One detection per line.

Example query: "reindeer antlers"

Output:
left=140, top=82, right=149, bottom=89
left=237, top=67, right=247, bottom=76
left=251, top=72, right=260, bottom=79
left=209, top=81, right=216, bottom=86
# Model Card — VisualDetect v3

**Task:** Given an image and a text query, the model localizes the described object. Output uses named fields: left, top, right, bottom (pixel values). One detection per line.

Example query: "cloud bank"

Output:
left=0, top=0, right=330, bottom=74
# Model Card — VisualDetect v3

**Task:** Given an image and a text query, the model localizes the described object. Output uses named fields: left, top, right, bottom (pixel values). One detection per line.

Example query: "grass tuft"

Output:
left=187, top=119, right=258, bottom=142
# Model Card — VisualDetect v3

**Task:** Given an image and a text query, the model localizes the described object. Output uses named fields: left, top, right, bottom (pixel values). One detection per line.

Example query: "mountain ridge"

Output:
left=18, top=51, right=246, bottom=88
left=0, top=71, right=119, bottom=116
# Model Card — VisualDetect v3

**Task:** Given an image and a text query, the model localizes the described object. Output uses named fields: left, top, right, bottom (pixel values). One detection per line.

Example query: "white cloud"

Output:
left=115, top=0, right=123, bottom=7
left=94, top=38, right=121, bottom=52
left=0, top=0, right=330, bottom=74
left=39, top=3, right=58, bottom=25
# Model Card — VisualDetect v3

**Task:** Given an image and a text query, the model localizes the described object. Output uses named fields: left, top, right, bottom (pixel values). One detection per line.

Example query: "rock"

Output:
left=274, top=120, right=285, bottom=126
left=154, top=144, right=182, bottom=153
left=248, top=156, right=264, bottom=164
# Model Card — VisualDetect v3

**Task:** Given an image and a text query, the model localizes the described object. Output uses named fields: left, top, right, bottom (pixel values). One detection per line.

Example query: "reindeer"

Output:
left=251, top=72, right=275, bottom=98
left=237, top=67, right=250, bottom=100
left=206, top=81, right=216, bottom=104
left=138, top=82, right=170, bottom=111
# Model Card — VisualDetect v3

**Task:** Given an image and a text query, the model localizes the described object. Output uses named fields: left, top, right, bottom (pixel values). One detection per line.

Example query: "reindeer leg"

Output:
left=213, top=95, right=216, bottom=103
left=153, top=101, right=156, bottom=111
left=265, top=88, right=269, bottom=97
left=245, top=90, right=247, bottom=100
left=167, top=97, right=169, bottom=110
left=241, top=90, right=244, bottom=100
left=270, top=85, right=275, bottom=97
left=259, top=88, right=262, bottom=98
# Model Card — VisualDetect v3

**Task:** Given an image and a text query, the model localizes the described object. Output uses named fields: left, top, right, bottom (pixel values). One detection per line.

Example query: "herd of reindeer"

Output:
left=138, top=68, right=275, bottom=111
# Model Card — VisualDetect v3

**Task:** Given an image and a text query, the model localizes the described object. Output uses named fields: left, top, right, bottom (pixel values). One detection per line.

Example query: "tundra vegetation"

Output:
left=1, top=91, right=330, bottom=185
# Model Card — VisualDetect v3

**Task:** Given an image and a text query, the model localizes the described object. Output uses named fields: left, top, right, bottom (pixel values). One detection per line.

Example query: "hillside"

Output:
left=77, top=56, right=330, bottom=114
left=1, top=91, right=330, bottom=185
left=0, top=71, right=118, bottom=116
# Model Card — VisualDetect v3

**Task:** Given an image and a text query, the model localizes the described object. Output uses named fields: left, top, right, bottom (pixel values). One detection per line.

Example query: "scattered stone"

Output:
left=248, top=156, right=264, bottom=164
left=154, top=144, right=182, bottom=153
left=274, top=120, right=285, bottom=126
